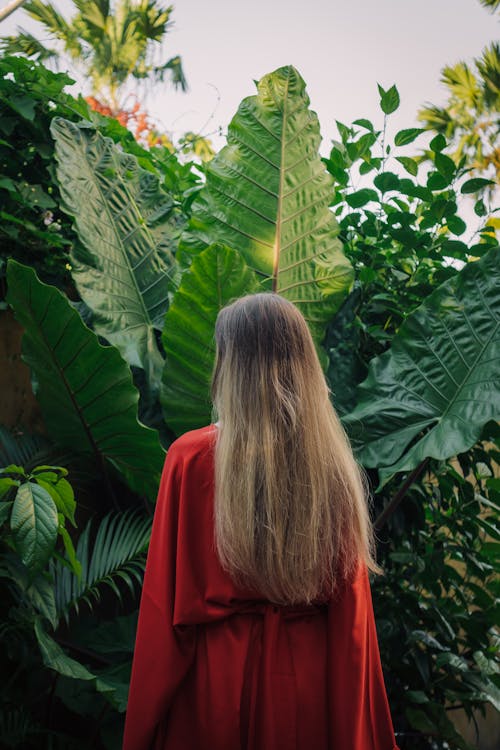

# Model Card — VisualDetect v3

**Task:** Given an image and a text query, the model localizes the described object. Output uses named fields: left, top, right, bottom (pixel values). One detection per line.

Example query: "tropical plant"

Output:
left=323, top=86, right=498, bottom=415
left=478, top=0, right=500, bottom=12
left=2, top=58, right=500, bottom=748
left=181, top=66, right=355, bottom=346
left=0, top=462, right=151, bottom=748
left=161, top=243, right=259, bottom=432
left=51, top=117, right=178, bottom=382
left=373, top=434, right=500, bottom=749
left=5, top=260, right=165, bottom=502
left=418, top=42, right=500, bottom=182
left=0, top=55, right=201, bottom=298
left=1, top=0, right=186, bottom=113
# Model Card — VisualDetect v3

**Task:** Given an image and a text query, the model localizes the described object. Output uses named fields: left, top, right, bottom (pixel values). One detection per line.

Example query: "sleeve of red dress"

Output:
left=327, top=561, right=400, bottom=750
left=122, top=446, right=196, bottom=750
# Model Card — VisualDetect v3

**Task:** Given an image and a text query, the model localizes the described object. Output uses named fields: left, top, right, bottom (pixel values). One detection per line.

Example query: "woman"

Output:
left=123, top=292, right=400, bottom=750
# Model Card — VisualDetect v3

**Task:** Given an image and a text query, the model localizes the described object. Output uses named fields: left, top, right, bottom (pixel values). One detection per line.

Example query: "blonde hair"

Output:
left=211, top=292, right=382, bottom=605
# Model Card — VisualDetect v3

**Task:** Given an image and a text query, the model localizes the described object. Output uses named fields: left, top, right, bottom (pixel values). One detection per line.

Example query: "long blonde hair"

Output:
left=211, top=292, right=382, bottom=605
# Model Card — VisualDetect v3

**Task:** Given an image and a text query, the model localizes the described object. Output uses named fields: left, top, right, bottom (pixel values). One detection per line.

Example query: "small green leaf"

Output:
left=58, top=524, right=82, bottom=579
left=10, top=482, right=58, bottom=571
left=447, top=215, right=467, bottom=236
left=0, top=477, right=19, bottom=499
left=26, top=574, right=57, bottom=629
left=378, top=84, right=400, bottom=114
left=399, top=179, right=433, bottom=202
left=0, top=464, right=26, bottom=476
left=8, top=94, right=36, bottom=122
left=36, top=477, right=76, bottom=526
left=336, top=120, right=352, bottom=143
left=31, top=465, right=68, bottom=477
left=434, top=152, right=456, bottom=181
left=0, top=176, right=17, bottom=192
left=407, top=690, right=430, bottom=704
left=427, top=172, right=448, bottom=191
left=461, top=178, right=496, bottom=194
left=352, top=118, right=374, bottom=131
left=359, top=160, right=376, bottom=175
left=395, top=156, right=418, bottom=176
left=429, top=134, right=446, bottom=152
left=441, top=240, right=468, bottom=258
left=474, top=199, right=486, bottom=217
left=346, top=188, right=378, bottom=208
left=374, top=172, right=400, bottom=193
left=394, top=128, right=424, bottom=146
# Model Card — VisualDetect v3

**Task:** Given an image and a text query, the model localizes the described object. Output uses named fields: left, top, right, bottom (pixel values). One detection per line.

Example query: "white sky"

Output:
left=1, top=0, right=498, bottom=154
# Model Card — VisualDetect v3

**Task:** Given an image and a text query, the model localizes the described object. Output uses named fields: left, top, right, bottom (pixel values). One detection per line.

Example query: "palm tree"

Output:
left=478, top=0, right=500, bottom=11
left=418, top=42, right=500, bottom=181
left=1, top=1, right=187, bottom=114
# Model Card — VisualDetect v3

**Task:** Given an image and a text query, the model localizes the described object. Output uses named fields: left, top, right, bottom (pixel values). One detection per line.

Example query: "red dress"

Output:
left=122, top=425, right=400, bottom=750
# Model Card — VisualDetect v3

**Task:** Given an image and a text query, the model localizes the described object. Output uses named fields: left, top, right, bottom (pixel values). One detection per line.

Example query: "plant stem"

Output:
left=374, top=457, right=430, bottom=531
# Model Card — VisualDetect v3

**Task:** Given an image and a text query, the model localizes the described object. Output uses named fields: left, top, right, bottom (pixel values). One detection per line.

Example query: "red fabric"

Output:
left=122, top=425, right=400, bottom=750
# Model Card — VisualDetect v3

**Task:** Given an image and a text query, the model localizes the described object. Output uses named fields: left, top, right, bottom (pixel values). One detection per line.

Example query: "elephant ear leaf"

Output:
left=51, top=118, right=176, bottom=377
left=161, top=243, right=259, bottom=434
left=342, top=247, right=500, bottom=490
left=181, top=65, right=354, bottom=343
left=6, top=259, right=164, bottom=502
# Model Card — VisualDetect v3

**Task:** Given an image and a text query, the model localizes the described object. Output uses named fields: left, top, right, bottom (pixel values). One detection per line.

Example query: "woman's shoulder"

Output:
left=167, top=424, right=217, bottom=463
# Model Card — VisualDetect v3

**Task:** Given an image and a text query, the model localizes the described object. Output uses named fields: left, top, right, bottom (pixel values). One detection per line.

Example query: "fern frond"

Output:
left=52, top=510, right=151, bottom=624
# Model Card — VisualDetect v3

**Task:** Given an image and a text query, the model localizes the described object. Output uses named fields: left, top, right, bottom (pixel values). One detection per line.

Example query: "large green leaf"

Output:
left=343, top=247, right=500, bottom=489
left=6, top=259, right=164, bottom=501
left=182, top=65, right=354, bottom=343
left=10, top=481, right=58, bottom=572
left=161, top=243, right=259, bottom=434
left=51, top=118, right=176, bottom=379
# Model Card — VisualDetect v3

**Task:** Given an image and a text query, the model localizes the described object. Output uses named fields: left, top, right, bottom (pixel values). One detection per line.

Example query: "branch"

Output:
left=0, top=0, right=28, bottom=23
left=374, top=457, right=430, bottom=531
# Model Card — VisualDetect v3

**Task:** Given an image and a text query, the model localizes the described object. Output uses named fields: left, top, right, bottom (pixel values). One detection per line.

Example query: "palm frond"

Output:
left=0, top=31, right=57, bottom=61
left=478, top=0, right=500, bottom=12
left=25, top=0, right=83, bottom=59
left=418, top=103, right=453, bottom=133
left=52, top=510, right=152, bottom=624
left=476, top=42, right=500, bottom=104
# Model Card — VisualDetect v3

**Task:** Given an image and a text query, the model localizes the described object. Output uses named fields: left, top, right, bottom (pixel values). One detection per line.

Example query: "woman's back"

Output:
left=122, top=424, right=400, bottom=750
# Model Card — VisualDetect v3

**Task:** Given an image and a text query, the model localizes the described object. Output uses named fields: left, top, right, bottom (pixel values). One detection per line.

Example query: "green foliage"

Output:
left=0, top=55, right=201, bottom=299
left=418, top=42, right=500, bottom=181
left=0, top=56, right=88, bottom=291
left=1, top=0, right=187, bottom=110
left=0, top=454, right=151, bottom=748
left=53, top=510, right=151, bottom=623
left=182, top=65, right=354, bottom=344
left=324, top=86, right=498, bottom=382
left=51, top=117, right=177, bottom=377
left=5, top=259, right=165, bottom=503
left=343, top=246, right=500, bottom=489
left=161, top=243, right=259, bottom=434
left=373, top=435, right=500, bottom=749
left=1, top=463, right=78, bottom=577
left=1, top=56, right=499, bottom=749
